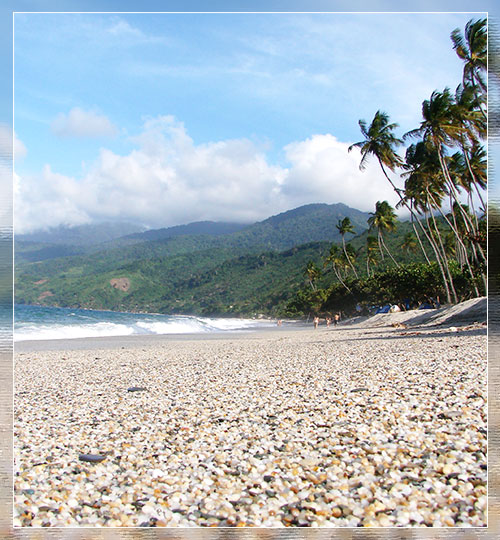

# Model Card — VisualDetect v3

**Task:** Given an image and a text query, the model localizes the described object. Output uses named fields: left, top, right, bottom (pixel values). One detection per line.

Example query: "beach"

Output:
left=14, top=309, right=487, bottom=527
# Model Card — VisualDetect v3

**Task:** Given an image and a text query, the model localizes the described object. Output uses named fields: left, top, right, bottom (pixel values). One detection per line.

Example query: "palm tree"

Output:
left=304, top=261, right=321, bottom=291
left=365, top=235, right=379, bottom=277
left=336, top=217, right=358, bottom=278
left=404, top=88, right=485, bottom=266
left=343, top=243, right=358, bottom=276
left=466, top=141, right=487, bottom=210
left=348, top=110, right=432, bottom=260
left=367, top=201, right=400, bottom=267
left=401, top=232, right=418, bottom=255
left=324, top=244, right=351, bottom=292
left=348, top=110, right=404, bottom=193
left=451, top=18, right=487, bottom=118
left=401, top=142, right=464, bottom=302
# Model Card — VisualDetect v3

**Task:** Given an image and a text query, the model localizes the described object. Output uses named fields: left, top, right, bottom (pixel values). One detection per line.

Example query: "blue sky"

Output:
left=4, top=3, right=495, bottom=231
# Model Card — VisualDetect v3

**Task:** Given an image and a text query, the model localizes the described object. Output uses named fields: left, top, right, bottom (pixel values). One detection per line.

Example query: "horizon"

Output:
left=14, top=11, right=484, bottom=233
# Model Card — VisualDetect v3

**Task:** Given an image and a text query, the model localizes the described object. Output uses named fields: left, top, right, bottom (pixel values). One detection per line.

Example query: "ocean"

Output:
left=14, top=304, right=278, bottom=342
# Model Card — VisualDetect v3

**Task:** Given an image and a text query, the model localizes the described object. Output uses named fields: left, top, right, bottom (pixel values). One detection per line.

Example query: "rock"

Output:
left=127, top=387, right=147, bottom=392
left=78, top=453, right=107, bottom=463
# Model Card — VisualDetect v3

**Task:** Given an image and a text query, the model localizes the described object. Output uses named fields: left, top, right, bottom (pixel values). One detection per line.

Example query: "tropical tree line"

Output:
left=294, top=18, right=486, bottom=316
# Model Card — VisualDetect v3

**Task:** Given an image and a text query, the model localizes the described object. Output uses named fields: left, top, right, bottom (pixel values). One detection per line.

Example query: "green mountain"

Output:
left=15, top=203, right=375, bottom=315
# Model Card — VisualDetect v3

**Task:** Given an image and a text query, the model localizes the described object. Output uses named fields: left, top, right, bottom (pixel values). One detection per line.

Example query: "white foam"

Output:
left=14, top=315, right=275, bottom=341
left=14, top=322, right=136, bottom=341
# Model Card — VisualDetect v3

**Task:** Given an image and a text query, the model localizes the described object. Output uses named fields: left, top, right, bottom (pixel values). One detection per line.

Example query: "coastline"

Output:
left=14, top=320, right=487, bottom=527
left=14, top=324, right=312, bottom=352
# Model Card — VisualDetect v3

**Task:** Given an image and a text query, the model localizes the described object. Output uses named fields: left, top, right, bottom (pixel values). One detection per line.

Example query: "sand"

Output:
left=14, top=302, right=487, bottom=527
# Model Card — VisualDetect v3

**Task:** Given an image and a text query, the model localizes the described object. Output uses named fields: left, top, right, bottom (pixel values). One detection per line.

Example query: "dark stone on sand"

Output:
left=350, top=387, right=369, bottom=393
left=127, top=386, right=147, bottom=392
left=438, top=410, right=462, bottom=419
left=78, top=453, right=106, bottom=463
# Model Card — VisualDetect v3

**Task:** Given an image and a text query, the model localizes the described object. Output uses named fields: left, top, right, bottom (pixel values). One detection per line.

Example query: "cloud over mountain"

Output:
left=16, top=115, right=398, bottom=233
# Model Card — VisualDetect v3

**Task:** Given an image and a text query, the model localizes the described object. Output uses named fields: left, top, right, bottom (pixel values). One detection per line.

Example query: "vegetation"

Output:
left=15, top=19, right=486, bottom=320
left=288, top=18, right=486, bottom=318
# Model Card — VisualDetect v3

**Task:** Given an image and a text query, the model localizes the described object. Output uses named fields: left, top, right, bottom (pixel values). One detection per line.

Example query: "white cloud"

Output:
left=282, top=134, right=399, bottom=211
left=15, top=116, right=400, bottom=233
left=15, top=166, right=92, bottom=232
left=51, top=107, right=118, bottom=138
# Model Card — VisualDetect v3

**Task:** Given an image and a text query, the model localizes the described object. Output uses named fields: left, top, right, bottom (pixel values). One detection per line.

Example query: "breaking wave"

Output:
left=14, top=305, right=275, bottom=341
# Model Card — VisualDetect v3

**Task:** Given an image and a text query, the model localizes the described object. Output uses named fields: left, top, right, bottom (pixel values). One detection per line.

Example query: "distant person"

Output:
left=334, top=313, right=339, bottom=326
left=313, top=316, right=319, bottom=329
left=277, top=319, right=282, bottom=326
left=326, top=317, right=331, bottom=328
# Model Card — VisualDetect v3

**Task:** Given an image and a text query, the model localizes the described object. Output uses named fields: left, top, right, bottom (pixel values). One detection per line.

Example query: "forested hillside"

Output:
left=15, top=203, right=372, bottom=315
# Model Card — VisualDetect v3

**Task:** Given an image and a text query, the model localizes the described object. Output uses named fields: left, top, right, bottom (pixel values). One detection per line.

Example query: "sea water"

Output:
left=14, top=304, right=277, bottom=342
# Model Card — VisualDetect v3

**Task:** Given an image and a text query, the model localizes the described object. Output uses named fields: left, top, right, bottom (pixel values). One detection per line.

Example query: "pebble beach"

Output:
left=14, top=317, right=487, bottom=527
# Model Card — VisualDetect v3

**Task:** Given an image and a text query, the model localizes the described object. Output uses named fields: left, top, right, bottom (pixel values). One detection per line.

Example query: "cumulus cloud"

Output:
left=282, top=134, right=398, bottom=211
left=51, top=107, right=118, bottom=138
left=15, top=115, right=400, bottom=233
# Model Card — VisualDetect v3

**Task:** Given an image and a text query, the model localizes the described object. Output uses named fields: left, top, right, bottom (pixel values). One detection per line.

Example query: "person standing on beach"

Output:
left=334, top=313, right=339, bottom=326
left=313, top=316, right=319, bottom=329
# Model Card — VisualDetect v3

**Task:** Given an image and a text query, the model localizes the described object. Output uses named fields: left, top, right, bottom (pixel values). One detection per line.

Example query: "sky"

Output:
left=6, top=5, right=493, bottom=232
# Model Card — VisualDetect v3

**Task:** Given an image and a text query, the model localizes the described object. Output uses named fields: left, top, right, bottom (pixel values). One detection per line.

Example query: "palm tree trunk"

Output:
left=342, top=236, right=358, bottom=278
left=420, top=211, right=453, bottom=304
left=410, top=208, right=431, bottom=264
left=461, top=141, right=486, bottom=210
left=377, top=157, right=432, bottom=263
left=428, top=211, right=459, bottom=303
left=377, top=231, right=384, bottom=261
left=437, top=148, right=486, bottom=263
left=332, top=264, right=351, bottom=293
left=426, top=189, right=481, bottom=297
left=380, top=235, right=400, bottom=267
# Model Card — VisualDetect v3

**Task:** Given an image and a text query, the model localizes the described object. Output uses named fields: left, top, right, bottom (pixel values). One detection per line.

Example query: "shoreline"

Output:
left=14, top=323, right=487, bottom=527
left=14, top=324, right=314, bottom=352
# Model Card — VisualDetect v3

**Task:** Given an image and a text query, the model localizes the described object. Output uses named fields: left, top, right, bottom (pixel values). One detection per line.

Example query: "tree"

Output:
left=348, top=110, right=404, bottom=192
left=336, top=217, right=358, bottom=278
left=304, top=261, right=321, bottom=291
left=451, top=18, right=487, bottom=118
left=404, top=88, right=484, bottom=267
left=324, top=244, right=351, bottom=292
left=365, top=235, right=379, bottom=277
left=401, top=232, right=418, bottom=255
left=348, top=110, right=432, bottom=264
left=367, top=201, right=400, bottom=267
left=401, top=141, right=462, bottom=302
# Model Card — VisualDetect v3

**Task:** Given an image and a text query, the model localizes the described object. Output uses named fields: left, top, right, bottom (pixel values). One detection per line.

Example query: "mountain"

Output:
left=14, top=202, right=374, bottom=315
left=17, top=221, right=146, bottom=246
left=112, top=202, right=370, bottom=251
left=122, top=221, right=248, bottom=243
left=16, top=203, right=370, bottom=263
